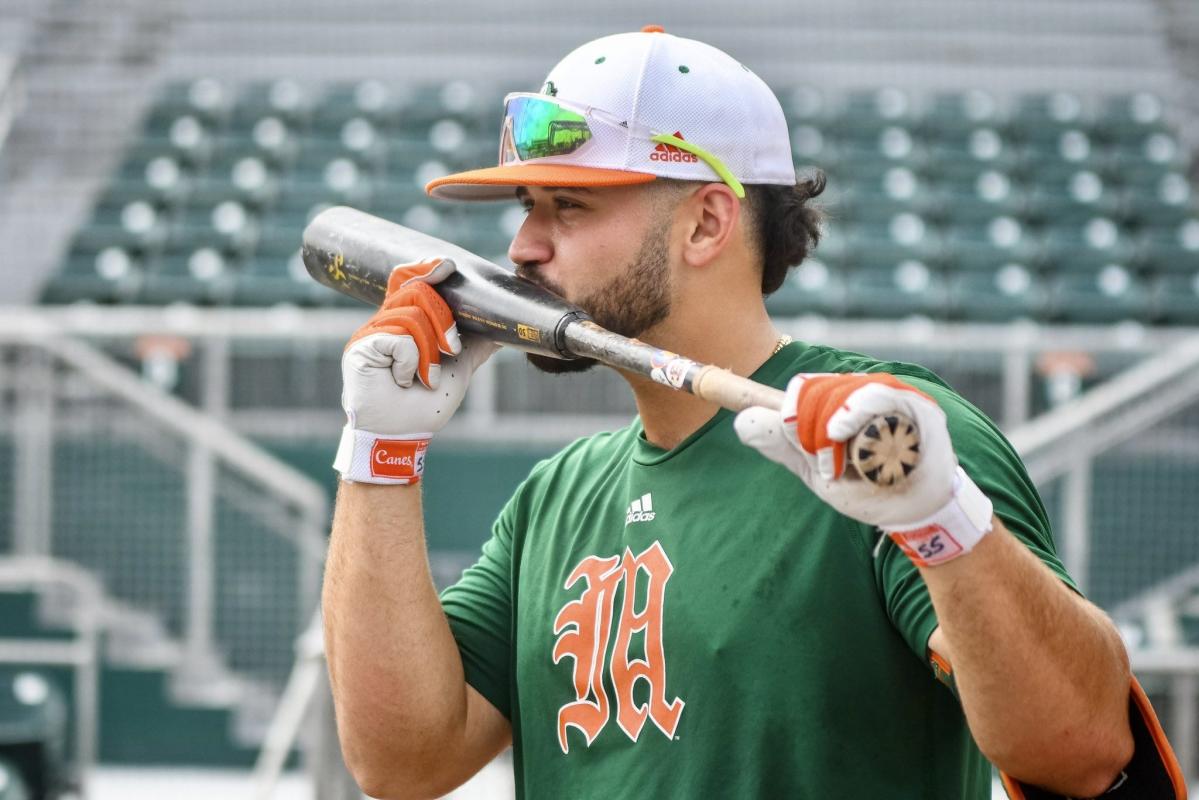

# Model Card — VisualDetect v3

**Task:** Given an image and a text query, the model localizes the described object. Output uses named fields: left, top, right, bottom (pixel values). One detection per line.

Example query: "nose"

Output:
left=507, top=209, right=553, bottom=267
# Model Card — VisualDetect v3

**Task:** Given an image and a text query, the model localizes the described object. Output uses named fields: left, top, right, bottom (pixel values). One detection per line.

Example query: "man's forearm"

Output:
left=322, top=481, right=468, bottom=794
left=922, top=516, right=1133, bottom=796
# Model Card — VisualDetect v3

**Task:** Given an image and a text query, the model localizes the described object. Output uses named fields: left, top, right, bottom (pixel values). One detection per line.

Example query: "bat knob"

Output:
left=850, top=413, right=920, bottom=487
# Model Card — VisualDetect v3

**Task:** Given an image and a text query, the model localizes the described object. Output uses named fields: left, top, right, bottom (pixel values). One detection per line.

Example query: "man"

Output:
left=322, top=27, right=1171, bottom=800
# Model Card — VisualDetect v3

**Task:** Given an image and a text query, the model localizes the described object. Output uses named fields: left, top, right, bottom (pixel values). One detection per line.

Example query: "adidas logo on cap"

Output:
left=650, top=131, right=698, bottom=163
left=625, top=493, right=656, bottom=524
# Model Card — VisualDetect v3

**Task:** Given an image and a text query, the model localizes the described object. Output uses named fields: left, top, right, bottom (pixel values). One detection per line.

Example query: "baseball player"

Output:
left=322, top=27, right=1184, bottom=799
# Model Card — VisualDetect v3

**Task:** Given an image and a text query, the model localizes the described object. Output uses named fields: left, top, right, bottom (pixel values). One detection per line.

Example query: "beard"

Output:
left=517, top=218, right=673, bottom=375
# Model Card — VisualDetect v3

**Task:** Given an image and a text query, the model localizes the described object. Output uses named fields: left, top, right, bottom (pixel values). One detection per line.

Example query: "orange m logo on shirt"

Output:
left=552, top=540, right=685, bottom=754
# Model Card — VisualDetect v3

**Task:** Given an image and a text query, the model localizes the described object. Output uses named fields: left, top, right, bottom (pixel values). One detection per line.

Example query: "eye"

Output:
left=555, top=196, right=582, bottom=210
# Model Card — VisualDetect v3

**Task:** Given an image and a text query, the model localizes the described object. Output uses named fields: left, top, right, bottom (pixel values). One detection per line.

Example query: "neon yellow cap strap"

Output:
left=651, top=133, right=746, bottom=199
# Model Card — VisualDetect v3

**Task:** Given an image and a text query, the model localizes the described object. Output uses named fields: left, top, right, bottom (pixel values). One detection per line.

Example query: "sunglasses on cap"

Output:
left=498, top=92, right=746, bottom=199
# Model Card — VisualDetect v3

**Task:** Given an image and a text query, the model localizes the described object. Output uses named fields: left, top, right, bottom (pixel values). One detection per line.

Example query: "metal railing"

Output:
left=0, top=313, right=329, bottom=708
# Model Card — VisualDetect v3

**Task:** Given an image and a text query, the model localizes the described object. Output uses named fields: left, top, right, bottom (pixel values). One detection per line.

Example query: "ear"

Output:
left=679, top=183, right=741, bottom=269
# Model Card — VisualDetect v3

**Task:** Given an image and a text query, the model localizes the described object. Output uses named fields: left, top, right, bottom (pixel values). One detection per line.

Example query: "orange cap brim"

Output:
left=426, top=164, right=657, bottom=201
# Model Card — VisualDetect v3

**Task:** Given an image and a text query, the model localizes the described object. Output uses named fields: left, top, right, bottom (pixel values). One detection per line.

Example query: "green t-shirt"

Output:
left=440, top=342, right=1072, bottom=798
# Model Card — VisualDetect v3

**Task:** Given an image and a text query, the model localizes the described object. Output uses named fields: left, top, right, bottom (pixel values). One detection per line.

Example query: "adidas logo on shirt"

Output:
left=626, top=493, right=656, bottom=525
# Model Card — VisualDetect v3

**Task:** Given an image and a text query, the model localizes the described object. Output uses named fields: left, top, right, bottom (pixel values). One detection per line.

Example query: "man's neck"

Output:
left=623, top=309, right=783, bottom=451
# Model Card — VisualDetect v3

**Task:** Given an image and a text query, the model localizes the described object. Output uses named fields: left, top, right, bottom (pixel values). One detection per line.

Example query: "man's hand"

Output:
left=334, top=258, right=497, bottom=484
left=734, top=373, right=993, bottom=566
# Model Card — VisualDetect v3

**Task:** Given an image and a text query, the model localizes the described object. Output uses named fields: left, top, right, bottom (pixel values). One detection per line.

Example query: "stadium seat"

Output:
left=1150, top=273, right=1199, bottom=324
left=848, top=213, right=943, bottom=269
left=846, top=260, right=948, bottom=318
left=766, top=258, right=848, bottom=317
left=139, top=248, right=237, bottom=305
left=232, top=250, right=328, bottom=306
left=229, top=79, right=313, bottom=131
left=1092, top=91, right=1171, bottom=143
left=790, top=123, right=841, bottom=175
left=942, top=216, right=1039, bottom=272
left=0, top=668, right=69, bottom=800
left=1048, top=264, right=1150, bottom=322
left=950, top=263, right=1046, bottom=321
left=168, top=201, right=260, bottom=258
left=1024, top=170, right=1121, bottom=225
left=778, top=85, right=833, bottom=123
left=1119, top=173, right=1196, bottom=228
left=1008, top=91, right=1088, bottom=138
left=918, top=89, right=1004, bottom=138
left=311, top=80, right=407, bottom=132
left=145, top=78, right=232, bottom=129
left=1040, top=217, right=1136, bottom=273
left=936, top=170, right=1028, bottom=225
left=1136, top=219, right=1199, bottom=274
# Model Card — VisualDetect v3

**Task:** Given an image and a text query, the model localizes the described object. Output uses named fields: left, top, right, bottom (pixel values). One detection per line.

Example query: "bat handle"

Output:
left=691, top=366, right=919, bottom=486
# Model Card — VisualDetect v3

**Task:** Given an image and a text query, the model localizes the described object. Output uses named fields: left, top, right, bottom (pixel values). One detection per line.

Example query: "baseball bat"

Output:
left=301, top=206, right=918, bottom=486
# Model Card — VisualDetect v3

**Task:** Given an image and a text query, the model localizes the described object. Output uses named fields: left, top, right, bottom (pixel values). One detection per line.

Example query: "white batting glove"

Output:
left=734, top=373, right=994, bottom=566
left=333, top=258, right=497, bottom=485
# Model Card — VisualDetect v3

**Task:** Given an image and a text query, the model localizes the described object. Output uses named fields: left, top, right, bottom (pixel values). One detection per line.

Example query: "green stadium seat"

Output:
left=167, top=202, right=259, bottom=257
left=1118, top=173, right=1196, bottom=227
left=778, top=86, right=833, bottom=123
left=370, top=180, right=436, bottom=220
left=1040, top=217, right=1136, bottom=273
left=942, top=216, right=1039, bottom=271
left=229, top=80, right=314, bottom=132
left=139, top=248, right=237, bottom=305
left=1109, top=131, right=1190, bottom=177
left=765, top=258, right=848, bottom=317
left=924, top=130, right=1022, bottom=184
left=1008, top=91, right=1088, bottom=137
left=837, top=88, right=916, bottom=126
left=1136, top=219, right=1199, bottom=274
left=1093, top=91, right=1171, bottom=144
left=936, top=170, right=1028, bottom=225
left=836, top=166, right=940, bottom=224
left=1049, top=265, right=1150, bottom=322
left=1024, top=170, right=1121, bottom=224
left=918, top=90, right=1004, bottom=138
left=40, top=248, right=146, bottom=304
left=392, top=81, right=495, bottom=130
left=845, top=260, right=948, bottom=318
left=0, top=667, right=69, bottom=800
left=789, top=123, right=841, bottom=174
left=274, top=174, right=372, bottom=215
left=233, top=250, right=345, bottom=306
left=1151, top=273, right=1199, bottom=324
left=0, top=755, right=31, bottom=800
left=186, top=162, right=280, bottom=211
left=147, top=78, right=233, bottom=129
left=950, top=263, right=1046, bottom=321
left=847, top=214, right=943, bottom=269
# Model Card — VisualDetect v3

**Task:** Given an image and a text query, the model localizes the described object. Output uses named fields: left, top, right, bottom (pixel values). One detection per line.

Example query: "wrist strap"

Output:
left=333, top=427, right=431, bottom=485
left=885, top=467, right=994, bottom=567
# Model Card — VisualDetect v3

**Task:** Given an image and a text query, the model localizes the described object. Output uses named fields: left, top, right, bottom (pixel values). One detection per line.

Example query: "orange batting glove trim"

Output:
left=345, top=258, right=460, bottom=389
left=786, top=373, right=934, bottom=480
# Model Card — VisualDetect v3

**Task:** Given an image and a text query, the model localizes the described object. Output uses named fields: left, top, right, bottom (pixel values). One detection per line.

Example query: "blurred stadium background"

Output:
left=0, top=0, right=1196, bottom=797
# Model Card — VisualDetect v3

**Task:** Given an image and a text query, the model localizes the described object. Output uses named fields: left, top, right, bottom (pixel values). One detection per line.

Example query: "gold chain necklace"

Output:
left=772, top=335, right=793, bottom=355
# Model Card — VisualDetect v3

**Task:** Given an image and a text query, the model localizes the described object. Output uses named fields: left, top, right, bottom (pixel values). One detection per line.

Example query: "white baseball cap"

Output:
left=426, top=26, right=796, bottom=201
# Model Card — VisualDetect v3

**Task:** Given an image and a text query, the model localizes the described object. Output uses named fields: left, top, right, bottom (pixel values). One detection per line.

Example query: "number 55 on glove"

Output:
left=734, top=372, right=994, bottom=567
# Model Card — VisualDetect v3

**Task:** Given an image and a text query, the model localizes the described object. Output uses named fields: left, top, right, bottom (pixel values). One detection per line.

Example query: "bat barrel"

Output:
left=301, top=206, right=589, bottom=359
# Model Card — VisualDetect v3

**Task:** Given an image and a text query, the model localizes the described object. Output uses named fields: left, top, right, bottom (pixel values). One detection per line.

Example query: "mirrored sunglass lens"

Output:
left=506, top=97, right=592, bottom=161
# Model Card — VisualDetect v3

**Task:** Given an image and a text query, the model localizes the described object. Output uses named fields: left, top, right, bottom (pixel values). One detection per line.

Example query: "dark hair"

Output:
left=743, top=171, right=826, bottom=295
